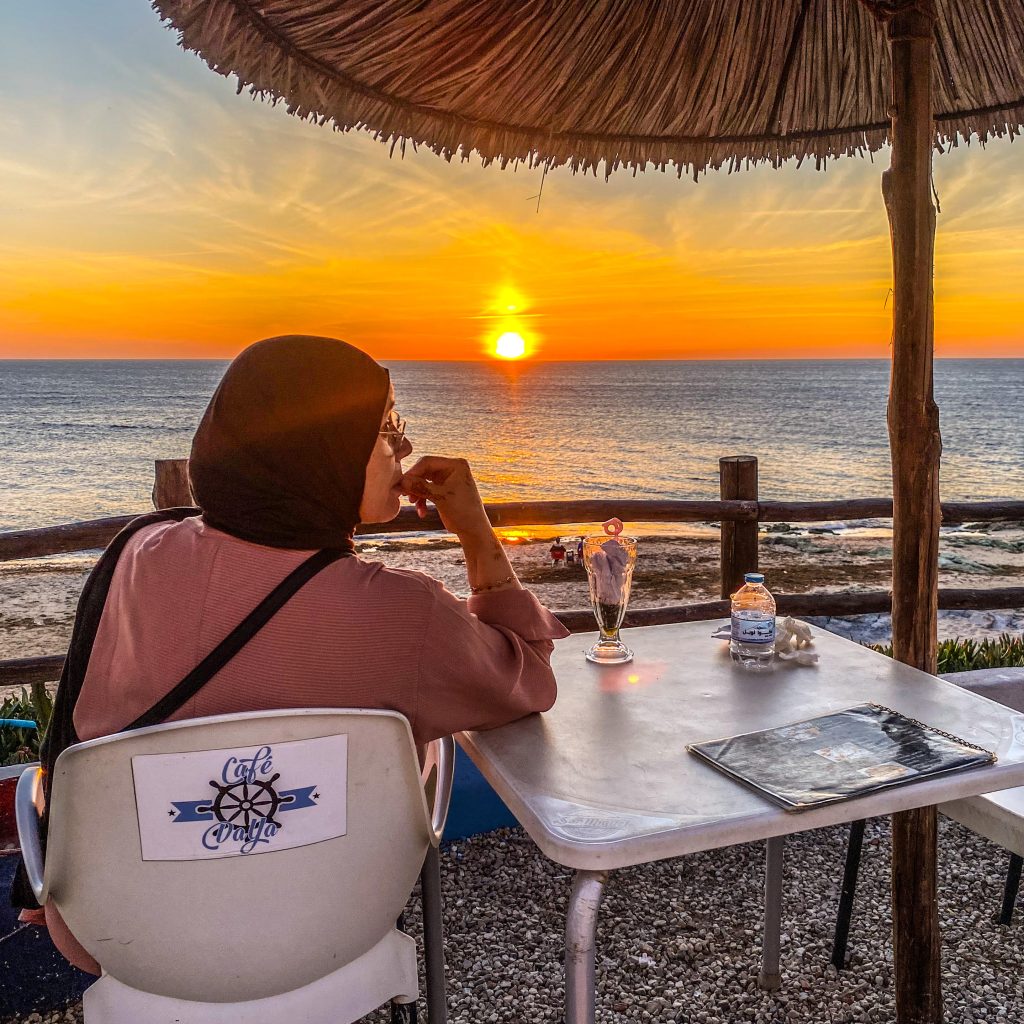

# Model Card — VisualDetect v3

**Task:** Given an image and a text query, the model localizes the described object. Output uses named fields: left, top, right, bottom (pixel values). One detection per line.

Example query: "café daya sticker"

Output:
left=132, top=734, right=347, bottom=861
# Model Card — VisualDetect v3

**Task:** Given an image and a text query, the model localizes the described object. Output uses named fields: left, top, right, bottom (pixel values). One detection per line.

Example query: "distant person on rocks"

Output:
left=16, top=335, right=568, bottom=975
left=550, top=542, right=566, bottom=566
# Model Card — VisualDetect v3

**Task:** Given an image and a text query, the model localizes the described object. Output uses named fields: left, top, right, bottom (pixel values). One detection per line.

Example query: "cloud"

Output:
left=0, top=1, right=1021, bottom=359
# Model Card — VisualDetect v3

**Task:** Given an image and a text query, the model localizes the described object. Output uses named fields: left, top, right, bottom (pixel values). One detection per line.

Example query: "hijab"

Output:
left=189, top=336, right=391, bottom=551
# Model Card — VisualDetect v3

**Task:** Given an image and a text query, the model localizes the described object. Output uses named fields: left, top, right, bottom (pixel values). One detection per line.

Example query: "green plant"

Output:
left=870, top=633, right=1024, bottom=674
left=0, top=683, right=51, bottom=767
left=28, top=681, right=54, bottom=735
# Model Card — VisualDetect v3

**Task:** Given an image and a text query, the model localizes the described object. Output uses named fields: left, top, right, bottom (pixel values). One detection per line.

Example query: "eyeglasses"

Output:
left=378, top=410, right=407, bottom=454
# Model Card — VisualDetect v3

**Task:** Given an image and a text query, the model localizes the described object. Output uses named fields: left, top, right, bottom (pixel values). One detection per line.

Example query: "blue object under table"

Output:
left=443, top=745, right=518, bottom=841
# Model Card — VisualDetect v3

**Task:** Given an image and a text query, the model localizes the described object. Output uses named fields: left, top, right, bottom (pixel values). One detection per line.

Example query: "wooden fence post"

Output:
left=153, top=459, right=192, bottom=509
left=719, top=456, right=759, bottom=599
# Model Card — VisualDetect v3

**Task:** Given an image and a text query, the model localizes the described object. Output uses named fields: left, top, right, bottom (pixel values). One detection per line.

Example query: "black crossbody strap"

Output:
left=125, top=547, right=348, bottom=731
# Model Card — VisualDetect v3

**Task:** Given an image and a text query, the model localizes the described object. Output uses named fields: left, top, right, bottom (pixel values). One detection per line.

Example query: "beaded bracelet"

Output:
left=470, top=574, right=517, bottom=595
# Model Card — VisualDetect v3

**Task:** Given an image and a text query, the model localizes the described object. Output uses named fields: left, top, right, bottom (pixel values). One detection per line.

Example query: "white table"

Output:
left=457, top=620, right=1024, bottom=1023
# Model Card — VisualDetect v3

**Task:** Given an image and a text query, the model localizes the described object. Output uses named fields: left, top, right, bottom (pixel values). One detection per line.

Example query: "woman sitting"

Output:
left=34, top=335, right=568, bottom=973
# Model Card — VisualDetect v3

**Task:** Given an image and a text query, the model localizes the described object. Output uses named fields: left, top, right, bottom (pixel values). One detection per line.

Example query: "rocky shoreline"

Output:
left=3, top=520, right=1021, bottom=672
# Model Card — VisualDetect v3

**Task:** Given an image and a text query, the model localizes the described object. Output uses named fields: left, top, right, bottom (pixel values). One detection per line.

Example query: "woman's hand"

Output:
left=400, top=457, right=491, bottom=539
left=402, top=456, right=520, bottom=594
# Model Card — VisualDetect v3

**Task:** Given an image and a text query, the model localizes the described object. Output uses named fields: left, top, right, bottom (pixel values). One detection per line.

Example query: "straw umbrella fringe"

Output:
left=152, top=0, right=1023, bottom=178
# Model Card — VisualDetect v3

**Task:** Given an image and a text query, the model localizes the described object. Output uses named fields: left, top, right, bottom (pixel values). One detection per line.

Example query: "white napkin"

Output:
left=775, top=616, right=819, bottom=665
left=589, top=538, right=630, bottom=603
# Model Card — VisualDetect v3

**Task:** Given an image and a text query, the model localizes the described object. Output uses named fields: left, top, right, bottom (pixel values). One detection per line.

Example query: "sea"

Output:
left=1, top=358, right=1023, bottom=533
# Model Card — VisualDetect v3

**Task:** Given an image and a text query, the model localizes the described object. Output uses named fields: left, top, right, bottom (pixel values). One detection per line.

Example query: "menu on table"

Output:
left=687, top=703, right=996, bottom=811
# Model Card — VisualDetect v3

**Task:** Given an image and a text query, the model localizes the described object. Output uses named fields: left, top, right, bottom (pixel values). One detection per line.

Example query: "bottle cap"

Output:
left=744, top=572, right=765, bottom=584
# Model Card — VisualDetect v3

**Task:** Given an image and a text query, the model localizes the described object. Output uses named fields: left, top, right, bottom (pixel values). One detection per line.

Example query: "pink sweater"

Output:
left=45, top=515, right=569, bottom=971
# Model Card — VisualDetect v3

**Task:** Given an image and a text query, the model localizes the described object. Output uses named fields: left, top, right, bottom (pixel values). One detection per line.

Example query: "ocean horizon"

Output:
left=2, top=357, right=1022, bottom=532
left=1, top=355, right=1018, bottom=363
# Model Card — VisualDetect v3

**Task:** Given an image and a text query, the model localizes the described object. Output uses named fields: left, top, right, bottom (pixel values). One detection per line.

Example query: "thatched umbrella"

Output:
left=149, top=1, right=1023, bottom=1020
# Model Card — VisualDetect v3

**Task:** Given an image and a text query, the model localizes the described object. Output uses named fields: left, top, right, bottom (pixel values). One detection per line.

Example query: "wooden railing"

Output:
left=2, top=457, right=1022, bottom=688
left=3, top=499, right=1021, bottom=559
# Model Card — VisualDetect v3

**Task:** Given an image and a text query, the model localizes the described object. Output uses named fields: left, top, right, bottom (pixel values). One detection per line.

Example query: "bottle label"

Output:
left=731, top=614, right=776, bottom=644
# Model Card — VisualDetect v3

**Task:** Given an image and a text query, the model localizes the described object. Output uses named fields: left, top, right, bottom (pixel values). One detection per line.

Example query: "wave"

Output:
left=30, top=422, right=192, bottom=432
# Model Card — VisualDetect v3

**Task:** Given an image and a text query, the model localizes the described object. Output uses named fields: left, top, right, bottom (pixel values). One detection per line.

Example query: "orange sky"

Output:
left=1, top=3, right=1022, bottom=361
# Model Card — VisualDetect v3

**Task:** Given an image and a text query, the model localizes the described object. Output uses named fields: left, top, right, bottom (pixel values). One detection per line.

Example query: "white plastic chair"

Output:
left=824, top=668, right=1024, bottom=969
left=938, top=669, right=1024, bottom=925
left=17, top=708, right=454, bottom=1024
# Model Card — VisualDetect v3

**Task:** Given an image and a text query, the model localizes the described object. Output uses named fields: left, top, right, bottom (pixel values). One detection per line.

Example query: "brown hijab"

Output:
left=189, top=336, right=391, bottom=550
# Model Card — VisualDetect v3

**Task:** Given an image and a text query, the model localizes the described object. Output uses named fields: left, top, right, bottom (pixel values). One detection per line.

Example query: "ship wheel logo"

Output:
left=198, top=772, right=296, bottom=830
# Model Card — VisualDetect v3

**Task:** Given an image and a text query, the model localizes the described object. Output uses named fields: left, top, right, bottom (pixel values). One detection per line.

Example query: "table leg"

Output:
left=759, top=836, right=784, bottom=991
left=565, top=869, right=608, bottom=1024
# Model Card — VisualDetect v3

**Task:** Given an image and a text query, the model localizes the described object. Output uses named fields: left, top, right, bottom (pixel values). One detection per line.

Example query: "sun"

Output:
left=494, top=331, right=527, bottom=360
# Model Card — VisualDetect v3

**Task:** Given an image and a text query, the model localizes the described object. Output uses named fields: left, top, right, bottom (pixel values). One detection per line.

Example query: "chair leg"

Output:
left=831, top=819, right=866, bottom=970
left=759, top=836, right=785, bottom=990
left=421, top=845, right=448, bottom=1022
left=1000, top=853, right=1023, bottom=926
left=392, top=911, right=419, bottom=1024
left=391, top=1002, right=418, bottom=1024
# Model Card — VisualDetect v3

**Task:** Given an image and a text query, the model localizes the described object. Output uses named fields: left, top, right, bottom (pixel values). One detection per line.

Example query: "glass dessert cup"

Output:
left=583, top=534, right=637, bottom=664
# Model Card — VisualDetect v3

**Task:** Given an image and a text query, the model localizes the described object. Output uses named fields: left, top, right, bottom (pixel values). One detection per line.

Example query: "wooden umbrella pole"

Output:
left=881, top=2, right=942, bottom=1022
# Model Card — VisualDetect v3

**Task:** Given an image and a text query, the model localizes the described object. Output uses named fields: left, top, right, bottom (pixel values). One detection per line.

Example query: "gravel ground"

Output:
left=6, top=817, right=1023, bottom=1023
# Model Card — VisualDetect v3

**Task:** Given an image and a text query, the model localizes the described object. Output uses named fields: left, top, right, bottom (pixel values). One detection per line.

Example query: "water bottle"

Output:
left=730, top=572, right=776, bottom=671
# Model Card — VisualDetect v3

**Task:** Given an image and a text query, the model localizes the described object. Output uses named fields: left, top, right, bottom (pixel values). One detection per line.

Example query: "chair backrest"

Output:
left=44, top=709, right=433, bottom=1003
left=943, top=669, right=1024, bottom=715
